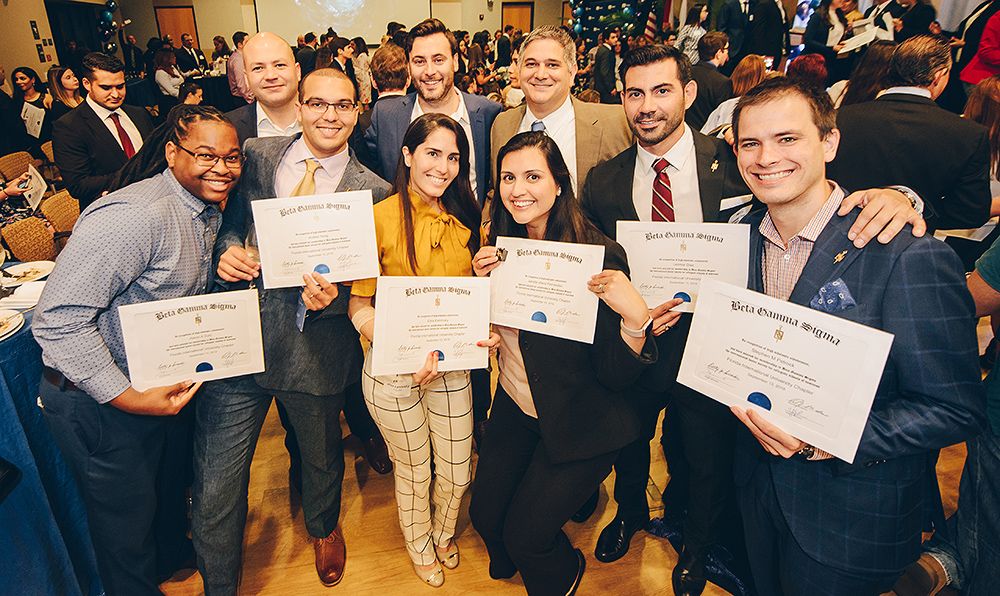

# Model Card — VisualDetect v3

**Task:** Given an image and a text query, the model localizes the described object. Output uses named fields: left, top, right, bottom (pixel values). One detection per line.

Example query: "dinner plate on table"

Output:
left=1, top=261, right=55, bottom=288
left=0, top=309, right=25, bottom=342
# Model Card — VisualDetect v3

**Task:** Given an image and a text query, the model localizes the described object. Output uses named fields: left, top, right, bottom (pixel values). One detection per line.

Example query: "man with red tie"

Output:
left=53, top=52, right=153, bottom=210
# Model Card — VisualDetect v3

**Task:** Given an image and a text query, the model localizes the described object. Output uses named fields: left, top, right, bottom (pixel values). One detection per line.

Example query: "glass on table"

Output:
left=244, top=222, right=260, bottom=288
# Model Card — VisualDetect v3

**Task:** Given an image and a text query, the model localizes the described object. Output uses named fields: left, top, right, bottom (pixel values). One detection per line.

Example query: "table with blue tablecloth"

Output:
left=0, top=311, right=103, bottom=596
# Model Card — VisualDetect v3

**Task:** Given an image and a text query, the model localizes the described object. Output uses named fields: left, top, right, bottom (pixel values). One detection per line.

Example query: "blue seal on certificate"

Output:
left=531, top=311, right=547, bottom=323
left=435, top=350, right=445, bottom=361
left=673, top=291, right=692, bottom=303
left=747, top=391, right=772, bottom=410
left=313, top=264, right=331, bottom=274
left=196, top=362, right=214, bottom=372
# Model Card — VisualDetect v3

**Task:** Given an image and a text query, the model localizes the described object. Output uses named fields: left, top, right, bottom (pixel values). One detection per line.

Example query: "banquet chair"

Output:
left=40, top=190, right=79, bottom=248
left=1, top=217, right=57, bottom=262
left=0, top=152, right=32, bottom=181
left=38, top=141, right=62, bottom=190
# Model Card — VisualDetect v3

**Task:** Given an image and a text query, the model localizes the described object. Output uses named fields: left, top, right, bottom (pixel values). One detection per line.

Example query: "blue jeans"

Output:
left=924, top=430, right=1000, bottom=595
left=191, top=375, right=346, bottom=596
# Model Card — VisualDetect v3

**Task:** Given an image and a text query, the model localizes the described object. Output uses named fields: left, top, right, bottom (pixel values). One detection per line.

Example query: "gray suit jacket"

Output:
left=214, top=134, right=392, bottom=396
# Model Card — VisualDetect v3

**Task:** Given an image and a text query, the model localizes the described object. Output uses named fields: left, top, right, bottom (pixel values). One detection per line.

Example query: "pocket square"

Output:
left=810, top=278, right=857, bottom=313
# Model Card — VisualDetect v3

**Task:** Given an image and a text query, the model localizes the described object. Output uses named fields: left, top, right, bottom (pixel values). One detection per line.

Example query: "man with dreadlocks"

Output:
left=33, top=105, right=242, bottom=596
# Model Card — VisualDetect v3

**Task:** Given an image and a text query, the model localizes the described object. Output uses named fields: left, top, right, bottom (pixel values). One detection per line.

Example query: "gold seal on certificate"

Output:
left=616, top=222, right=749, bottom=312
left=371, top=276, right=491, bottom=376
left=678, top=280, right=894, bottom=462
left=118, top=289, right=266, bottom=391
left=250, top=190, right=379, bottom=289
left=489, top=237, right=605, bottom=344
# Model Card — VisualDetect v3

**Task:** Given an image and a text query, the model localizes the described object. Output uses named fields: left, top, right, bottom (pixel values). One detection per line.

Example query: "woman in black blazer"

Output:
left=469, top=131, right=656, bottom=595
left=803, top=0, right=855, bottom=84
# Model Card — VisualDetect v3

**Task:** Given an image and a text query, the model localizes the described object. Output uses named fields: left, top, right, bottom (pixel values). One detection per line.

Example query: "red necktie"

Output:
left=652, top=158, right=674, bottom=222
left=109, top=112, right=136, bottom=159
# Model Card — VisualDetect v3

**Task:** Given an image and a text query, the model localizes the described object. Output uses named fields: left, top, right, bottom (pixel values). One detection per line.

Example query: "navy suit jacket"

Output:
left=734, top=199, right=986, bottom=575
left=363, top=91, right=501, bottom=205
left=213, top=134, right=392, bottom=396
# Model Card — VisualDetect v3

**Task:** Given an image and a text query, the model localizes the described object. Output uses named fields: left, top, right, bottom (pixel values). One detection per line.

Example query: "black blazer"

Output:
left=297, top=45, right=317, bottom=75
left=593, top=44, right=617, bottom=103
left=580, top=132, right=750, bottom=414
left=716, top=0, right=752, bottom=56
left=863, top=0, right=906, bottom=33
left=686, top=62, right=733, bottom=130
left=745, top=0, right=788, bottom=65
left=52, top=101, right=153, bottom=209
left=225, top=101, right=258, bottom=147
left=175, top=46, right=209, bottom=72
left=512, top=232, right=657, bottom=463
left=897, top=2, right=936, bottom=41
left=828, top=93, right=991, bottom=231
left=496, top=35, right=512, bottom=68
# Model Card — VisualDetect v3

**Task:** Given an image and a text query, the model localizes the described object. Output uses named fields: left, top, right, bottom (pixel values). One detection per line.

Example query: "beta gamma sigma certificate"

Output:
left=490, top=237, right=605, bottom=344
left=677, top=280, right=894, bottom=462
left=371, top=276, right=491, bottom=376
left=250, top=191, right=379, bottom=289
left=616, top=222, right=749, bottom=312
left=118, top=289, right=265, bottom=391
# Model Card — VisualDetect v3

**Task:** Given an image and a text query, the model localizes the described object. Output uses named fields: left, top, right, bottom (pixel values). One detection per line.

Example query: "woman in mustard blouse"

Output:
left=348, top=113, right=498, bottom=587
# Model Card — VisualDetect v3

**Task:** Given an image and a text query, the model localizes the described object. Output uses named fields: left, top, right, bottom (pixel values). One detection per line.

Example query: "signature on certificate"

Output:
left=784, top=397, right=830, bottom=421
left=703, top=361, right=741, bottom=383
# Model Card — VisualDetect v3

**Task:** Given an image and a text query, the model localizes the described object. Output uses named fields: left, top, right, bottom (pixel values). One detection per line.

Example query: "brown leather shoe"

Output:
left=313, top=527, right=346, bottom=587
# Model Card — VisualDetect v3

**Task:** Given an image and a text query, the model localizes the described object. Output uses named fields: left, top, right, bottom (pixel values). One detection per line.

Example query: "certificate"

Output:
left=490, top=237, right=605, bottom=344
left=616, top=222, right=749, bottom=312
left=23, top=164, right=47, bottom=211
left=250, top=191, right=379, bottom=289
left=677, top=280, right=894, bottom=462
left=20, top=102, right=44, bottom=139
left=371, top=276, right=490, bottom=376
left=839, top=28, right=877, bottom=54
left=118, top=289, right=265, bottom=391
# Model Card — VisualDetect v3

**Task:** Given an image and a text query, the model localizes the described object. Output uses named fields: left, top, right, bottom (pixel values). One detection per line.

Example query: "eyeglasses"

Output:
left=174, top=144, right=244, bottom=168
left=303, top=99, right=358, bottom=114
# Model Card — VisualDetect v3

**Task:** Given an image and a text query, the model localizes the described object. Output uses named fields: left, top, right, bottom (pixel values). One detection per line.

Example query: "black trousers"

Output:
left=40, top=377, right=169, bottom=596
left=610, top=400, right=661, bottom=523
left=469, top=388, right=617, bottom=595
left=470, top=367, right=493, bottom=424
left=154, top=403, right=194, bottom=577
left=740, top=463, right=899, bottom=596
left=276, top=381, right=376, bottom=478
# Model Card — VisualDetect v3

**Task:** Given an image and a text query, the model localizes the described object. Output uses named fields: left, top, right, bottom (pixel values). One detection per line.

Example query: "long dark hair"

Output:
left=841, top=40, right=896, bottom=106
left=108, top=104, right=233, bottom=192
left=684, top=3, right=707, bottom=27
left=489, top=131, right=600, bottom=246
left=12, top=66, right=46, bottom=101
left=816, top=0, right=849, bottom=29
left=393, top=113, right=481, bottom=274
left=351, top=36, right=369, bottom=56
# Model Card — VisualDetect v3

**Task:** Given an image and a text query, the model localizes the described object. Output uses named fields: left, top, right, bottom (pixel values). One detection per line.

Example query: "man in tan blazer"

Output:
left=489, top=25, right=632, bottom=197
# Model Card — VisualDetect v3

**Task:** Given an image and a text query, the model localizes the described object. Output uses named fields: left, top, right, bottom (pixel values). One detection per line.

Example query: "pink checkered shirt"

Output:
left=760, top=186, right=845, bottom=301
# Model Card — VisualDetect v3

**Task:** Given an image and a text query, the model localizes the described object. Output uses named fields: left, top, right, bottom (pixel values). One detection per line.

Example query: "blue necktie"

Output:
left=531, top=120, right=546, bottom=132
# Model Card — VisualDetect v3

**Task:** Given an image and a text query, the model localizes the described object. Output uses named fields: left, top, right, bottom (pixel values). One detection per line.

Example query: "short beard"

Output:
left=630, top=111, right=682, bottom=147
left=418, top=77, right=454, bottom=104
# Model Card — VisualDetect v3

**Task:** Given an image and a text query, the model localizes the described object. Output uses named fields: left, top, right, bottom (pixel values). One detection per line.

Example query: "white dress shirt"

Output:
left=517, top=95, right=578, bottom=193
left=256, top=102, right=302, bottom=138
left=631, top=124, right=703, bottom=223
left=411, top=89, right=477, bottom=196
left=274, top=137, right=351, bottom=197
left=86, top=95, right=144, bottom=153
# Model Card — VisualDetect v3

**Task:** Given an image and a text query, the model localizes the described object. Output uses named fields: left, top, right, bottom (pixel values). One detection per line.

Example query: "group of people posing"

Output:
left=28, top=14, right=998, bottom=596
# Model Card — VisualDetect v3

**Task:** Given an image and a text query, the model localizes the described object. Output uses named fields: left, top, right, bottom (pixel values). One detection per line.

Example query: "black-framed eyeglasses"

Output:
left=175, top=144, right=244, bottom=168
left=303, top=99, right=358, bottom=115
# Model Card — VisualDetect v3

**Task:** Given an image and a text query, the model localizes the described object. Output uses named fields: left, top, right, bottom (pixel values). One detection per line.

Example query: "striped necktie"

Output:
left=651, top=158, right=674, bottom=222
left=291, top=158, right=322, bottom=331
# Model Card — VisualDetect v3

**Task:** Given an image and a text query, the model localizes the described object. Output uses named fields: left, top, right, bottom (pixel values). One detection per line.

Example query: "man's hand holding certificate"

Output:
left=678, top=280, right=894, bottom=462
left=371, top=276, right=491, bottom=376
left=119, top=289, right=266, bottom=391
left=616, top=222, right=749, bottom=312
left=489, top=237, right=605, bottom=343
left=250, top=190, right=379, bottom=289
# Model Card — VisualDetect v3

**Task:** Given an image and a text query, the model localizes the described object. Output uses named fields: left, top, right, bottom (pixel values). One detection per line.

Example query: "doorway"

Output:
left=155, top=6, right=200, bottom=49
left=502, top=2, right=534, bottom=34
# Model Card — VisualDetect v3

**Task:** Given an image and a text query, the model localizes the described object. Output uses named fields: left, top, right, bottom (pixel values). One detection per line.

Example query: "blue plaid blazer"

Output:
left=734, top=202, right=986, bottom=576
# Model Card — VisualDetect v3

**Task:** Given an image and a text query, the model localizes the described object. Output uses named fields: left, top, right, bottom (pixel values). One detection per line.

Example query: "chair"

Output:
left=40, top=190, right=79, bottom=247
left=0, top=151, right=33, bottom=181
left=37, top=141, right=62, bottom=191
left=40, top=141, right=55, bottom=163
left=1, top=218, right=57, bottom=262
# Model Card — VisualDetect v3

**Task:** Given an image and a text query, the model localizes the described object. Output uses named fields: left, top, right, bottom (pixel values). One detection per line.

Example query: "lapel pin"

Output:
left=710, top=160, right=719, bottom=172
left=834, top=250, right=848, bottom=264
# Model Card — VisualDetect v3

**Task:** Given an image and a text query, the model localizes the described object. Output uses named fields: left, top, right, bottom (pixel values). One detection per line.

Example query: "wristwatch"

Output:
left=795, top=445, right=816, bottom=461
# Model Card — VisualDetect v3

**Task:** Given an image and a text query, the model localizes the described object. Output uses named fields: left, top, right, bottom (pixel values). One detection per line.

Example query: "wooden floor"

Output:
left=159, top=404, right=967, bottom=596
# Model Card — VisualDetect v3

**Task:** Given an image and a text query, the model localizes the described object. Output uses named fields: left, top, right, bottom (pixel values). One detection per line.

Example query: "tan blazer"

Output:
left=488, top=96, right=633, bottom=196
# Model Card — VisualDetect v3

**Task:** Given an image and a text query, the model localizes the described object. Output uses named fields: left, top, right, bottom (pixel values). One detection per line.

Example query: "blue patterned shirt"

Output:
left=33, top=169, right=222, bottom=403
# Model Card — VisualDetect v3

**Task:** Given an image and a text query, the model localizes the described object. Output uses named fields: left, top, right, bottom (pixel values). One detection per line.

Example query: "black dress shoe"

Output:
left=361, top=434, right=393, bottom=475
left=566, top=549, right=586, bottom=595
left=570, top=490, right=599, bottom=523
left=672, top=548, right=707, bottom=596
left=594, top=516, right=647, bottom=563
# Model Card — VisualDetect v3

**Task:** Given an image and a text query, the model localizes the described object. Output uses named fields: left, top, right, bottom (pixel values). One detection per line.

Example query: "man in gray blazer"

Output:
left=192, top=69, right=391, bottom=593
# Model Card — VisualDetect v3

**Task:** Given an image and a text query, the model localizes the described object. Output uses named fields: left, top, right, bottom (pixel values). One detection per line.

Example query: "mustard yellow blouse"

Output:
left=352, top=190, right=474, bottom=297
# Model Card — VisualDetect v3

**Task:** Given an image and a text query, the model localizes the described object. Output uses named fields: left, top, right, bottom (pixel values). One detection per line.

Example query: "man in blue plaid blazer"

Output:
left=725, top=78, right=987, bottom=595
